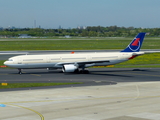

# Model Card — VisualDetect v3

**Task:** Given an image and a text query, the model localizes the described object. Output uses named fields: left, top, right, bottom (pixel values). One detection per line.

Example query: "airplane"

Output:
left=4, top=32, right=156, bottom=74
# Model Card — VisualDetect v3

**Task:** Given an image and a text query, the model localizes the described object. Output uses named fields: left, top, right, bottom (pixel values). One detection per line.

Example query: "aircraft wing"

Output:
left=54, top=60, right=110, bottom=67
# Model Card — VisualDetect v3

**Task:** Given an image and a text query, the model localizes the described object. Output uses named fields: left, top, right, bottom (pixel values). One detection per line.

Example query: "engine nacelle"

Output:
left=62, top=64, right=78, bottom=73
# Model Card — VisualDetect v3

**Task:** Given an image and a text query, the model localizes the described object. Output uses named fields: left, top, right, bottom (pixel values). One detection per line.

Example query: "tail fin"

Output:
left=121, top=32, right=146, bottom=52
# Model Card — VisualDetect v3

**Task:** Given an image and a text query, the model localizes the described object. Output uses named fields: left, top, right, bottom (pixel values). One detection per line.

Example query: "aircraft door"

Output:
left=46, top=56, right=51, bottom=63
left=88, top=55, right=92, bottom=61
left=17, top=58, right=22, bottom=64
left=118, top=53, right=129, bottom=60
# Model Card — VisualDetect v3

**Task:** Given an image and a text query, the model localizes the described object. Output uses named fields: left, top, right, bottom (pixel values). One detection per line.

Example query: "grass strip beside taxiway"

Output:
left=0, top=37, right=160, bottom=50
left=0, top=83, right=83, bottom=89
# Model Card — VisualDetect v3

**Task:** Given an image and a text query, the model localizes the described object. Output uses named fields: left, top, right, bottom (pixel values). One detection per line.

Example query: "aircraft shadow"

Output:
left=8, top=68, right=157, bottom=79
left=89, top=68, right=153, bottom=73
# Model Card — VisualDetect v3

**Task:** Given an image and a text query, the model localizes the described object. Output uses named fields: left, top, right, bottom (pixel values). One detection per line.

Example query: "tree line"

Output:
left=0, top=26, right=160, bottom=37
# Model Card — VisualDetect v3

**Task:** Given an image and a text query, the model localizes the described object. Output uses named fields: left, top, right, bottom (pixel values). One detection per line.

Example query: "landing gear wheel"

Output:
left=80, top=70, right=89, bottom=74
left=18, top=69, right=22, bottom=75
left=74, top=69, right=79, bottom=73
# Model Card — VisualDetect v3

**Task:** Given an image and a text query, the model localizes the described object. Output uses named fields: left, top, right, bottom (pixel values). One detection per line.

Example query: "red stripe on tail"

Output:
left=132, top=38, right=140, bottom=46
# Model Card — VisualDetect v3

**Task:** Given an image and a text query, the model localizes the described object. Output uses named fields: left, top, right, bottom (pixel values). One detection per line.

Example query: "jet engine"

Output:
left=62, top=64, right=78, bottom=73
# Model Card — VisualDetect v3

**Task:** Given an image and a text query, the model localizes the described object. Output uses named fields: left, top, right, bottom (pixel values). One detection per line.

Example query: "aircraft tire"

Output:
left=80, top=70, right=89, bottom=74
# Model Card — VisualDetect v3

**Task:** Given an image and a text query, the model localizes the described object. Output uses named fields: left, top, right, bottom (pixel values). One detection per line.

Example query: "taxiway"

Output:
left=1, top=68, right=160, bottom=120
left=0, top=68, right=160, bottom=90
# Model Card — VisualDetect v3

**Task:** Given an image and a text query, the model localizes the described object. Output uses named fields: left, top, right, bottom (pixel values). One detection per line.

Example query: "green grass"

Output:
left=0, top=60, right=5, bottom=66
left=116, top=53, right=160, bottom=68
left=0, top=82, right=83, bottom=89
left=114, top=65, right=160, bottom=68
left=116, top=53, right=160, bottom=66
left=0, top=37, right=160, bottom=50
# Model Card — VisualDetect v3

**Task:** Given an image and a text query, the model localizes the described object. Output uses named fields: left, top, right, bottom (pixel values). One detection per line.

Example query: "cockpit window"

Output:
left=8, top=59, right=13, bottom=61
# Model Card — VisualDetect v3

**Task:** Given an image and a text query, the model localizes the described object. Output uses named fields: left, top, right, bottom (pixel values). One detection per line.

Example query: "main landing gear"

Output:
left=79, top=70, right=89, bottom=74
left=18, top=69, right=22, bottom=75
left=79, top=67, right=89, bottom=74
left=73, top=69, right=89, bottom=74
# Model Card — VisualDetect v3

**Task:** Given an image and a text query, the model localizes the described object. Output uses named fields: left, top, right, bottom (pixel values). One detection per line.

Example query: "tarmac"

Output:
left=1, top=81, right=160, bottom=120
left=1, top=67, right=160, bottom=120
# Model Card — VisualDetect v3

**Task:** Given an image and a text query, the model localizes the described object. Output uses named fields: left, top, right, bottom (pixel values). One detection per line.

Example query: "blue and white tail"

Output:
left=121, top=32, right=146, bottom=52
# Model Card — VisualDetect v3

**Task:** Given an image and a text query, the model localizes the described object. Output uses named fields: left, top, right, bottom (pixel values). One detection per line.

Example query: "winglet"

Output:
left=121, top=32, right=146, bottom=52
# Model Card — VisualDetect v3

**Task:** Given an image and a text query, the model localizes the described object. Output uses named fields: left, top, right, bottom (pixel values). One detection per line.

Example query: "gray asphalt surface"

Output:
left=1, top=67, right=160, bottom=120
left=1, top=50, right=160, bottom=120
left=0, top=67, right=160, bottom=91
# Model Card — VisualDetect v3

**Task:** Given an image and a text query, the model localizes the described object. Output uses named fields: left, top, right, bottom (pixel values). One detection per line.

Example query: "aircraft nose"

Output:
left=4, top=61, right=9, bottom=66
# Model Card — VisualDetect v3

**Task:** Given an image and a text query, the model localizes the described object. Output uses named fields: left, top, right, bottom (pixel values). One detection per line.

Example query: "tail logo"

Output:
left=129, top=38, right=141, bottom=51
left=131, top=38, right=140, bottom=46
left=121, top=32, right=146, bottom=52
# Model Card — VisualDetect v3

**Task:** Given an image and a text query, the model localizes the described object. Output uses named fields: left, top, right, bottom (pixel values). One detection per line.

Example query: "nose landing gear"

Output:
left=18, top=69, right=22, bottom=75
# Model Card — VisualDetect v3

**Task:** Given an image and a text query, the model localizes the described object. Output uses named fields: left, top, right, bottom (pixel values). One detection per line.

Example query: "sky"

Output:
left=0, top=0, right=160, bottom=28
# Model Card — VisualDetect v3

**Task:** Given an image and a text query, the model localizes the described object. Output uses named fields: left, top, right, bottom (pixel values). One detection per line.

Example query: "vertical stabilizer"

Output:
left=121, top=32, right=146, bottom=52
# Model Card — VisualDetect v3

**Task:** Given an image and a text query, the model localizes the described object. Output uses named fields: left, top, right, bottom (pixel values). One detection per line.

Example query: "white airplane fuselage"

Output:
left=4, top=52, right=143, bottom=69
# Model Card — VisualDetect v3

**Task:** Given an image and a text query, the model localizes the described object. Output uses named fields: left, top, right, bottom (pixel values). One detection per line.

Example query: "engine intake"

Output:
left=62, top=64, right=78, bottom=73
